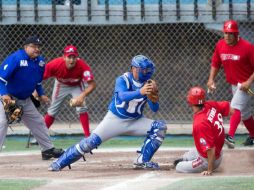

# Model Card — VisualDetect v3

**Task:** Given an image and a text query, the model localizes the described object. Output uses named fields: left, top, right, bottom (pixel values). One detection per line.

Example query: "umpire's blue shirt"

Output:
left=0, top=49, right=45, bottom=99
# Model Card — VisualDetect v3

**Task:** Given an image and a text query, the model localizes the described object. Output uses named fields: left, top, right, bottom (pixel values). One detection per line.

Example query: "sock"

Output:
left=44, top=114, right=55, bottom=129
left=79, top=112, right=90, bottom=137
left=228, top=109, right=241, bottom=138
left=243, top=116, right=254, bottom=138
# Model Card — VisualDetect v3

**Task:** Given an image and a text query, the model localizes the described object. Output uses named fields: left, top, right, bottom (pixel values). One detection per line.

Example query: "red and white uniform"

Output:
left=44, top=57, right=94, bottom=85
left=44, top=57, right=94, bottom=121
left=212, top=38, right=254, bottom=85
left=193, top=101, right=229, bottom=159
left=212, top=38, right=254, bottom=120
left=176, top=101, right=230, bottom=173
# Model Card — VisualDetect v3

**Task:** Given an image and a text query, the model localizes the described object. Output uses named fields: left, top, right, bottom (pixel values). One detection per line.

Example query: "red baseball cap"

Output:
left=64, top=45, right=78, bottom=57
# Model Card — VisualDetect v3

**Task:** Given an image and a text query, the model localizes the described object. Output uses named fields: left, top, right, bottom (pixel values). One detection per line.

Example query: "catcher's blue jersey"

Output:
left=0, top=49, right=45, bottom=99
left=108, top=72, right=158, bottom=119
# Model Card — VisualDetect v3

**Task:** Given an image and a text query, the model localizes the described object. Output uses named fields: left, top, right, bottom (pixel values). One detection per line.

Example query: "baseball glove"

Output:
left=3, top=101, right=23, bottom=124
left=146, top=79, right=159, bottom=103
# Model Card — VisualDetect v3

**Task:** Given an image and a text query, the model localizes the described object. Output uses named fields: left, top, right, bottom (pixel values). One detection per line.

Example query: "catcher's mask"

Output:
left=131, top=55, right=155, bottom=83
left=187, top=86, right=206, bottom=106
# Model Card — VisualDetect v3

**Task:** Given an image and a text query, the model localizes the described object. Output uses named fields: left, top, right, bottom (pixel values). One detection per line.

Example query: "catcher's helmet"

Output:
left=131, top=55, right=155, bottom=82
left=187, top=86, right=206, bottom=105
left=223, top=20, right=239, bottom=33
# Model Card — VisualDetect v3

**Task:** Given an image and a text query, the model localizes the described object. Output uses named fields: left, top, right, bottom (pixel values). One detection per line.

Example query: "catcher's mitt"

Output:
left=146, top=79, right=159, bottom=103
left=3, top=101, right=23, bottom=124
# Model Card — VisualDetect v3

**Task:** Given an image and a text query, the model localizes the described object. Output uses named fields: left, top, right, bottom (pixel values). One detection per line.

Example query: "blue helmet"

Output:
left=131, top=55, right=155, bottom=82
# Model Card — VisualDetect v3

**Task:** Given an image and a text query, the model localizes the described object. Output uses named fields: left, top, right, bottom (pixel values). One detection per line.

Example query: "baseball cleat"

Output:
left=173, top=158, right=183, bottom=167
left=224, top=135, right=235, bottom=149
left=48, top=162, right=61, bottom=171
left=243, top=136, right=254, bottom=146
left=29, top=138, right=39, bottom=146
left=42, top=148, right=65, bottom=160
left=133, top=161, right=160, bottom=170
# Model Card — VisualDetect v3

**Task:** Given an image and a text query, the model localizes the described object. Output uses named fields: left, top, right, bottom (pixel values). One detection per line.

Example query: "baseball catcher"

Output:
left=48, top=55, right=167, bottom=171
left=2, top=100, right=23, bottom=124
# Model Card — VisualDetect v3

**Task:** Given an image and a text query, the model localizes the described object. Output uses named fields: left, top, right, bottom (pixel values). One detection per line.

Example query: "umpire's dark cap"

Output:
left=24, top=35, right=41, bottom=45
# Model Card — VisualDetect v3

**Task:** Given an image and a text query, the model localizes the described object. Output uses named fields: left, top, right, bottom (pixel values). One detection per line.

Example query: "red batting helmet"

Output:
left=187, top=86, right=206, bottom=105
left=223, top=20, right=239, bottom=33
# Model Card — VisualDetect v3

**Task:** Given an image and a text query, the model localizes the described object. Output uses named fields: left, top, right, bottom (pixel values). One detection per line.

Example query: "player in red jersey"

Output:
left=174, top=86, right=230, bottom=175
left=207, top=20, right=254, bottom=148
left=43, top=45, right=96, bottom=137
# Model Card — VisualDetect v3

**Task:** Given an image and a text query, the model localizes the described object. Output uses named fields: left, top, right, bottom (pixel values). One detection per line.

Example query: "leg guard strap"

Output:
left=79, top=133, right=102, bottom=153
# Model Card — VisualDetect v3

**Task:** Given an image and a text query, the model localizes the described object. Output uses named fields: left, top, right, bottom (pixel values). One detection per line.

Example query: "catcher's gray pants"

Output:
left=0, top=97, right=54, bottom=151
left=92, top=111, right=154, bottom=142
left=175, top=149, right=222, bottom=173
left=231, top=83, right=254, bottom=120
left=47, top=80, right=88, bottom=117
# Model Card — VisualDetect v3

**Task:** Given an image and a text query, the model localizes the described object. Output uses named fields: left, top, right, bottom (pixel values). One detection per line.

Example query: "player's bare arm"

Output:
left=74, top=80, right=96, bottom=105
left=240, top=73, right=254, bottom=92
left=39, top=95, right=51, bottom=105
left=207, top=67, right=219, bottom=92
left=202, top=147, right=215, bottom=176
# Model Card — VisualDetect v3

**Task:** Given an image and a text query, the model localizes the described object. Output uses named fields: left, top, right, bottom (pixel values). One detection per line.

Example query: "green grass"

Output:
left=1, top=134, right=249, bottom=152
left=159, top=177, right=254, bottom=190
left=2, top=135, right=195, bottom=152
left=0, top=179, right=46, bottom=190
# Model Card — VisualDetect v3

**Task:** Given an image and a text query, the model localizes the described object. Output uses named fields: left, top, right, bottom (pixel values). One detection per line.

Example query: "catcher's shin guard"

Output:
left=137, top=120, right=167, bottom=163
left=49, top=144, right=82, bottom=171
left=79, top=133, right=102, bottom=153
left=49, top=133, right=102, bottom=171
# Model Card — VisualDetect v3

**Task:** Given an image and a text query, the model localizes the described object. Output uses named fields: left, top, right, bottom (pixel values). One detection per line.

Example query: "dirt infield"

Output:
left=0, top=148, right=254, bottom=190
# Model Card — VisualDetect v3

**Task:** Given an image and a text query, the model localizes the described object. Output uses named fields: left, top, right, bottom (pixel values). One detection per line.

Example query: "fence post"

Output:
left=194, top=0, right=198, bottom=19
left=247, top=0, right=251, bottom=20
left=70, top=0, right=74, bottom=22
left=229, top=0, right=233, bottom=19
left=141, top=0, right=145, bottom=21
left=34, top=0, right=39, bottom=22
left=176, top=0, right=180, bottom=20
left=212, top=0, right=216, bottom=20
left=52, top=0, right=56, bottom=22
left=87, top=0, right=91, bottom=21
left=0, top=0, right=2, bottom=22
left=159, top=0, right=163, bottom=21
left=123, top=0, right=127, bottom=21
left=17, top=0, right=21, bottom=22
left=105, top=0, right=109, bottom=21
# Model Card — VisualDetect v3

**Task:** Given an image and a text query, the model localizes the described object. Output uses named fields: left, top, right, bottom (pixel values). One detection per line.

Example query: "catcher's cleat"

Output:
left=133, top=161, right=160, bottom=170
left=173, top=158, right=183, bottom=167
left=48, top=162, right=61, bottom=171
left=224, top=134, right=235, bottom=149
left=42, top=148, right=65, bottom=160
left=243, top=136, right=254, bottom=146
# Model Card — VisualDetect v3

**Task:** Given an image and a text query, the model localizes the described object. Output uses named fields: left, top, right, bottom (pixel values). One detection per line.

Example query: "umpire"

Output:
left=0, top=35, right=64, bottom=160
